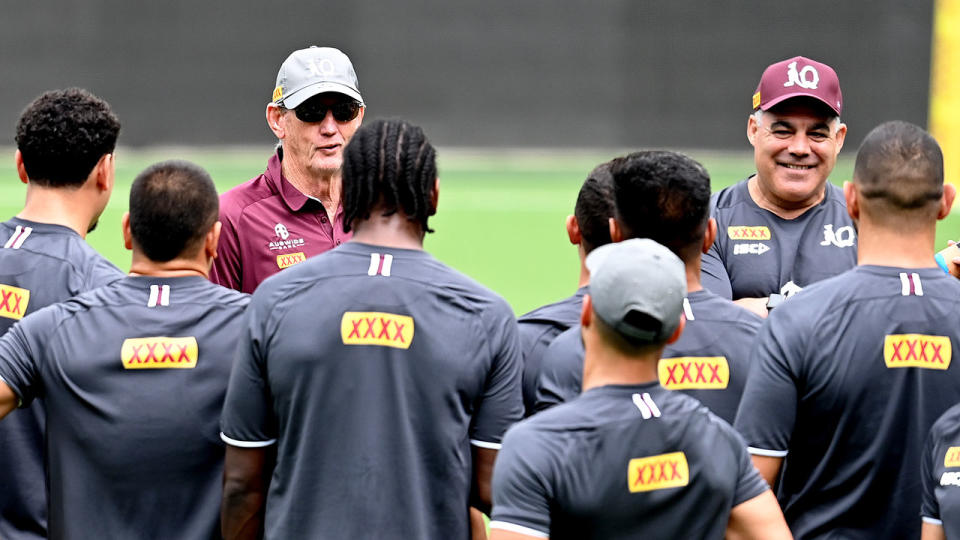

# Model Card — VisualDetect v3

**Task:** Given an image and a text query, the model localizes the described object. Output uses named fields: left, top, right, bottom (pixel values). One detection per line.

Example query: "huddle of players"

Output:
left=0, top=48, right=958, bottom=540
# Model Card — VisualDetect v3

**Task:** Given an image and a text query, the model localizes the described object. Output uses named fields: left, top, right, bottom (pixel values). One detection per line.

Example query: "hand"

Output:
left=733, top=297, right=769, bottom=318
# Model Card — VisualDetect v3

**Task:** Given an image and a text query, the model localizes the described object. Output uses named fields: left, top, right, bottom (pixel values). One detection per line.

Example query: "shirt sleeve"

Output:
left=921, top=423, right=942, bottom=522
left=534, top=328, right=584, bottom=412
left=518, top=322, right=560, bottom=415
left=490, top=425, right=552, bottom=538
left=733, top=305, right=806, bottom=456
left=468, top=301, right=524, bottom=447
left=210, top=203, right=243, bottom=291
left=85, top=257, right=125, bottom=290
left=220, top=292, right=277, bottom=447
left=0, top=308, right=54, bottom=407
left=727, top=423, right=772, bottom=506
left=701, top=241, right=733, bottom=300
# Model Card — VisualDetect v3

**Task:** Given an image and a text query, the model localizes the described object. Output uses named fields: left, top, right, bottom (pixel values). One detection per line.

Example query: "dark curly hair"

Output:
left=15, top=88, right=121, bottom=188
left=129, top=160, right=219, bottom=262
left=575, top=162, right=615, bottom=254
left=341, top=119, right=437, bottom=234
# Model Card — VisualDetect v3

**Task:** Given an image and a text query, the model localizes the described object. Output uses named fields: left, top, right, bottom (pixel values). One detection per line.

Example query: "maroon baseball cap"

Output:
left=752, top=56, right=842, bottom=116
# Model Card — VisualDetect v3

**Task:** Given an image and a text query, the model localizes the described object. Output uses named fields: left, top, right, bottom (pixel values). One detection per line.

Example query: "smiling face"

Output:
left=748, top=98, right=847, bottom=208
left=269, top=93, right=364, bottom=178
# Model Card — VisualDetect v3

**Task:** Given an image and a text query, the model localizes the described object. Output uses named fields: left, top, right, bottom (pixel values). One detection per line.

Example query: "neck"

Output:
left=282, top=161, right=341, bottom=201
left=577, top=245, right=590, bottom=287
left=128, top=254, right=212, bottom=278
left=582, top=346, right=661, bottom=392
left=350, top=213, right=425, bottom=250
left=18, top=186, right=94, bottom=237
left=686, top=254, right=703, bottom=293
left=856, top=219, right=937, bottom=268
left=748, top=175, right=825, bottom=220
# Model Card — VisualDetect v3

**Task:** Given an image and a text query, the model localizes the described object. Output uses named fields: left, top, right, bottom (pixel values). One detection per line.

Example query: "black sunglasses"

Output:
left=293, top=100, right=362, bottom=123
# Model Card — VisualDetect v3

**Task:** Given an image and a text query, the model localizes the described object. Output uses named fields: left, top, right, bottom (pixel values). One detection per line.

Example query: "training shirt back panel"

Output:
left=922, top=403, right=960, bottom=539
left=0, top=276, right=249, bottom=540
left=735, top=266, right=960, bottom=539
left=492, top=384, right=768, bottom=539
left=220, top=242, right=523, bottom=540
left=702, top=179, right=857, bottom=300
left=0, top=218, right=123, bottom=540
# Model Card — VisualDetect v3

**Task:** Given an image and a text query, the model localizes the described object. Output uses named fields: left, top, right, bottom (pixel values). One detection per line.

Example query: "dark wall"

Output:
left=0, top=1, right=932, bottom=149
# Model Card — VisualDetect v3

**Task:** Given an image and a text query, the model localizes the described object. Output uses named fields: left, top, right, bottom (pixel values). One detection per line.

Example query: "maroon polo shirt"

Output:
left=211, top=150, right=351, bottom=293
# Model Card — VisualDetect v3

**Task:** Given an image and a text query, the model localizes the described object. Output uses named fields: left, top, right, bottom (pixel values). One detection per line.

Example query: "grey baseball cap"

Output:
left=272, top=46, right=363, bottom=109
left=586, top=238, right=687, bottom=344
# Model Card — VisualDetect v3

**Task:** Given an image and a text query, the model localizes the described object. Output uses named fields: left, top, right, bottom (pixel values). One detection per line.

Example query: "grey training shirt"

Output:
left=0, top=275, right=249, bottom=540
left=220, top=242, right=523, bottom=540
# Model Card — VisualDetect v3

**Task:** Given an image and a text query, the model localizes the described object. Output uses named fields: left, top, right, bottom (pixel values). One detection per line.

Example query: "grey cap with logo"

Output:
left=272, top=46, right=364, bottom=109
left=586, top=238, right=687, bottom=344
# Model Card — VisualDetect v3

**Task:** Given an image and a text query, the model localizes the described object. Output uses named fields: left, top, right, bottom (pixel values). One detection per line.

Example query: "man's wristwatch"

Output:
left=766, top=293, right=785, bottom=311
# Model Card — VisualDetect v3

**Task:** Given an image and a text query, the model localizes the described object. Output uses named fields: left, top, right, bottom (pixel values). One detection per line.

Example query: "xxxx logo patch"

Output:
left=628, top=451, right=689, bottom=493
left=277, top=252, right=307, bottom=269
left=945, top=447, right=960, bottom=468
left=728, top=226, right=771, bottom=240
left=659, top=357, right=729, bottom=390
left=0, top=284, right=29, bottom=320
left=884, top=334, right=951, bottom=370
left=121, top=337, right=198, bottom=369
left=341, top=312, right=414, bottom=349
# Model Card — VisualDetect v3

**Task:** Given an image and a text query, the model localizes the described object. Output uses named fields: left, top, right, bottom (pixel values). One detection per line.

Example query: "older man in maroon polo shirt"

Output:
left=212, top=46, right=365, bottom=293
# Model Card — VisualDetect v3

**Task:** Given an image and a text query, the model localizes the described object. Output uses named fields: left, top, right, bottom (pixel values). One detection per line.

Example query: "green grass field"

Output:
left=1, top=147, right=958, bottom=315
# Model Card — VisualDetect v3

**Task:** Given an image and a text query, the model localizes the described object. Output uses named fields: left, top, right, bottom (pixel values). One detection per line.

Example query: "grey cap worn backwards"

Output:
left=586, top=238, right=687, bottom=344
left=272, top=46, right=363, bottom=109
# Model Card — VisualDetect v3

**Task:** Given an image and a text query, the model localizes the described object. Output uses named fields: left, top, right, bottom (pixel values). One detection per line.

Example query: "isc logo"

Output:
left=276, top=252, right=306, bottom=269
left=945, top=447, right=960, bottom=468
left=659, top=357, right=729, bottom=390
left=0, top=284, right=30, bottom=320
left=341, top=311, right=414, bottom=349
left=727, top=226, right=771, bottom=241
left=121, top=337, right=198, bottom=369
left=884, top=334, right=951, bottom=370
left=627, top=451, right=689, bottom=493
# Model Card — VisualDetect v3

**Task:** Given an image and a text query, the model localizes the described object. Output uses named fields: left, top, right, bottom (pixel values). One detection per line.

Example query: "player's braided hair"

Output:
left=342, top=119, right=437, bottom=234
left=15, top=88, right=120, bottom=188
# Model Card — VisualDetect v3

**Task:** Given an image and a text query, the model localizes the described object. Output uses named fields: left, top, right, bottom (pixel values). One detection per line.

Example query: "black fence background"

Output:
left=0, top=1, right=933, bottom=149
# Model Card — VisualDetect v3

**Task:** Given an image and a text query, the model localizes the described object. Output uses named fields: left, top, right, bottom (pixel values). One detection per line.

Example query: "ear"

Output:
left=206, top=221, right=222, bottom=259
left=702, top=218, right=717, bottom=254
left=843, top=181, right=859, bottom=221
left=665, top=315, right=686, bottom=345
left=581, top=295, right=594, bottom=329
left=566, top=215, right=581, bottom=245
left=356, top=105, right=365, bottom=125
left=609, top=218, right=624, bottom=243
left=833, top=122, right=848, bottom=155
left=747, top=113, right=760, bottom=147
left=121, top=212, right=133, bottom=251
left=94, top=153, right=114, bottom=192
left=429, top=177, right=440, bottom=215
left=266, top=103, right=286, bottom=139
left=939, top=183, right=956, bottom=221
left=14, top=150, right=28, bottom=184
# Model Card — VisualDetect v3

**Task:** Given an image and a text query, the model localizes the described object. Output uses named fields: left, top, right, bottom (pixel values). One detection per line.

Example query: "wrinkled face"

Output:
left=748, top=99, right=846, bottom=205
left=278, top=93, right=364, bottom=176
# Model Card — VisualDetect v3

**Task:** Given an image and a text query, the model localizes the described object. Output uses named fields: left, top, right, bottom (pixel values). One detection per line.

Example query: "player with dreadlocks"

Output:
left=220, top=119, right=523, bottom=539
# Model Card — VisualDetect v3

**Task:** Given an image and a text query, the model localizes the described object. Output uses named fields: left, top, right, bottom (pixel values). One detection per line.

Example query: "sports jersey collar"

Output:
left=855, top=265, right=945, bottom=279
left=266, top=149, right=316, bottom=213
left=119, top=275, right=214, bottom=288
left=739, top=176, right=840, bottom=219
left=338, top=241, right=433, bottom=259
left=582, top=381, right=663, bottom=398
left=6, top=217, right=82, bottom=237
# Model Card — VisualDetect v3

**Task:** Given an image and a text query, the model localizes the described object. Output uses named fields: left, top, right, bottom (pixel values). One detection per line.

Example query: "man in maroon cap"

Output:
left=701, top=56, right=854, bottom=317
left=211, top=46, right=365, bottom=293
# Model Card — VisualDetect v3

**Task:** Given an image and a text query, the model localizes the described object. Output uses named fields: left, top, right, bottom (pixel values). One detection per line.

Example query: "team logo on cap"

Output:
left=659, top=357, right=729, bottom=390
left=728, top=226, right=771, bottom=240
left=783, top=60, right=819, bottom=89
left=0, top=284, right=29, bottom=320
left=341, top=311, right=414, bottom=349
left=884, top=334, right=951, bottom=369
left=277, top=252, right=307, bottom=269
left=121, top=337, right=198, bottom=369
left=752, top=92, right=761, bottom=109
left=628, top=451, right=689, bottom=493
left=945, top=447, right=960, bottom=468
left=273, top=86, right=283, bottom=102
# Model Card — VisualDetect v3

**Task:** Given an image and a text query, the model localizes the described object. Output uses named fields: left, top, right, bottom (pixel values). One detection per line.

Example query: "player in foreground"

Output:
left=212, top=46, right=365, bottom=292
left=701, top=56, right=855, bottom=316
left=0, top=88, right=123, bottom=540
left=0, top=161, right=249, bottom=539
left=921, top=402, right=960, bottom=539
left=517, top=162, right=613, bottom=415
left=220, top=119, right=523, bottom=539
left=735, top=121, right=960, bottom=538
left=490, top=239, right=789, bottom=540
left=535, top=151, right=762, bottom=424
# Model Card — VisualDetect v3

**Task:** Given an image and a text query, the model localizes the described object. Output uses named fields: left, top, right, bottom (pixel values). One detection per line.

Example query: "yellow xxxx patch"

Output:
left=341, top=312, right=414, bottom=349
left=884, top=334, right=951, bottom=369
left=659, top=357, right=729, bottom=390
left=272, top=85, right=283, bottom=102
left=727, top=226, right=771, bottom=241
left=277, top=252, right=306, bottom=269
left=0, top=284, right=30, bottom=320
left=628, top=451, right=689, bottom=493
left=121, top=337, right=198, bottom=369
left=752, top=92, right=761, bottom=109
left=945, top=447, right=960, bottom=468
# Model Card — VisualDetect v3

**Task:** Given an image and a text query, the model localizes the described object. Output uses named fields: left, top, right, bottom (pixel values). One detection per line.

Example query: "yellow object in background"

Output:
left=931, top=0, right=960, bottom=195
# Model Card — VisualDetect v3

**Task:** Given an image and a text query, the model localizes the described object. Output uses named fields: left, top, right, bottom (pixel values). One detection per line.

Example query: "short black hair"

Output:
left=575, top=162, right=615, bottom=254
left=15, top=88, right=121, bottom=188
left=342, top=119, right=437, bottom=234
left=854, top=121, right=943, bottom=227
left=610, top=150, right=711, bottom=262
left=129, top=160, right=219, bottom=262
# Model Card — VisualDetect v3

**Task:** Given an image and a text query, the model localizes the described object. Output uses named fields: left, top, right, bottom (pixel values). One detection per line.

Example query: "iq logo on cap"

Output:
left=752, top=56, right=842, bottom=116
